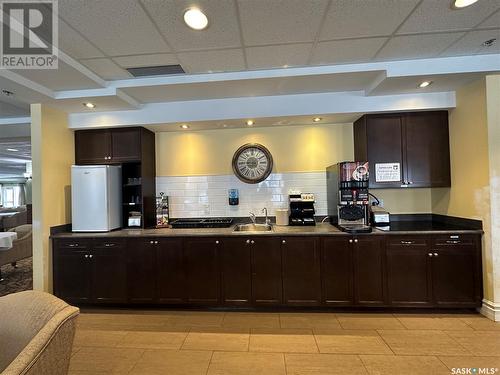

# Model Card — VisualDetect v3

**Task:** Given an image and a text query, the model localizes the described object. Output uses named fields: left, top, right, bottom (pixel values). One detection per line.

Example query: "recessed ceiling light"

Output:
left=482, top=38, right=497, bottom=47
left=83, top=102, right=96, bottom=109
left=452, top=0, right=479, bottom=8
left=183, top=8, right=208, bottom=30
left=313, top=117, right=322, bottom=122
left=6, top=148, right=19, bottom=152
left=180, top=124, right=190, bottom=129
left=418, top=81, right=433, bottom=88
left=246, top=120, right=254, bottom=126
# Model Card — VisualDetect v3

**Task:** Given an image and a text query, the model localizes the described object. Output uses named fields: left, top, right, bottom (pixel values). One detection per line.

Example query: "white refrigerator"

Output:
left=71, top=165, right=122, bottom=232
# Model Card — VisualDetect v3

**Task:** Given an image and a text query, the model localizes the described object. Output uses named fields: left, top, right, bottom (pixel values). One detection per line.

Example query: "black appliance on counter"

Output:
left=289, top=193, right=316, bottom=226
left=170, top=218, right=233, bottom=228
left=326, top=161, right=372, bottom=233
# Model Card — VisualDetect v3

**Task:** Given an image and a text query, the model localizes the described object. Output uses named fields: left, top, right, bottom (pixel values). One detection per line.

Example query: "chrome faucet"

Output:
left=262, top=207, right=270, bottom=225
left=249, top=212, right=257, bottom=224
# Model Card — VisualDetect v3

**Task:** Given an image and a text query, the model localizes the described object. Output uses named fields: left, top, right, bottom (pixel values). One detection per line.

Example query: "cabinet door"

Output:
left=282, top=237, right=321, bottom=306
left=157, top=238, right=185, bottom=304
left=53, top=241, right=91, bottom=303
left=127, top=238, right=156, bottom=303
left=353, top=237, right=386, bottom=305
left=404, top=111, right=450, bottom=187
left=111, top=128, right=142, bottom=162
left=321, top=237, right=354, bottom=306
left=431, top=235, right=480, bottom=307
left=221, top=238, right=252, bottom=306
left=91, top=240, right=127, bottom=303
left=386, top=237, right=432, bottom=306
left=366, top=115, right=404, bottom=188
left=184, top=238, right=220, bottom=305
left=75, top=130, right=111, bottom=164
left=251, top=237, right=282, bottom=305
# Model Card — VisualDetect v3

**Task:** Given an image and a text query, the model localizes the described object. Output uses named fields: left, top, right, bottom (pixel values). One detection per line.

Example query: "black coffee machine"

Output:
left=326, top=162, right=372, bottom=233
left=289, top=192, right=316, bottom=226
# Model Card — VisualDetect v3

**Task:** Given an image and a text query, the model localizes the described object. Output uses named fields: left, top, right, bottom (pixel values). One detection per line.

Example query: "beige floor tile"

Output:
left=447, top=331, right=500, bottom=356
left=130, top=349, right=212, bottom=375
left=314, top=329, right=393, bottom=355
left=280, top=313, right=341, bottom=329
left=222, top=312, right=281, bottom=328
left=286, top=353, right=368, bottom=375
left=460, top=316, right=500, bottom=331
left=337, top=315, right=405, bottom=330
left=182, top=327, right=250, bottom=351
left=378, top=329, right=471, bottom=356
left=77, top=313, right=169, bottom=331
left=439, top=355, right=500, bottom=370
left=396, top=317, right=474, bottom=331
left=69, top=347, right=144, bottom=374
left=164, top=311, right=225, bottom=328
left=73, top=329, right=127, bottom=347
left=116, top=329, right=189, bottom=349
left=360, top=355, right=449, bottom=375
left=249, top=328, right=319, bottom=353
left=208, top=351, right=286, bottom=375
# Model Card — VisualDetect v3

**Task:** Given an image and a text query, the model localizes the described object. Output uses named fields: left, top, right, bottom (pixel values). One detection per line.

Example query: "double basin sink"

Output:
left=233, top=223, right=273, bottom=232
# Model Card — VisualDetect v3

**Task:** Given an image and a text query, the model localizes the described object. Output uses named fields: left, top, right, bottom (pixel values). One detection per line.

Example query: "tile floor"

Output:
left=70, top=310, right=500, bottom=374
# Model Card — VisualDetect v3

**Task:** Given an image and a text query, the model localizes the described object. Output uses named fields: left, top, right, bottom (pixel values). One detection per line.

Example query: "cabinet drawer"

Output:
left=54, top=238, right=90, bottom=249
left=388, top=237, right=428, bottom=247
left=93, top=239, right=126, bottom=249
left=433, top=234, right=476, bottom=246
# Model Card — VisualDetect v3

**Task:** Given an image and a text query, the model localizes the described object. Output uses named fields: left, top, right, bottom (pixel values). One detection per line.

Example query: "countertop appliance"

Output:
left=289, top=193, right=316, bottom=226
left=71, top=165, right=122, bottom=232
left=327, top=161, right=372, bottom=233
left=371, top=207, right=390, bottom=227
left=170, top=218, right=233, bottom=228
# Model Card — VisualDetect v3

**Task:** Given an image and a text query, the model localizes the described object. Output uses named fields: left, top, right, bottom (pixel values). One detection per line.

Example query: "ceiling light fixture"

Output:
left=246, top=120, right=254, bottom=126
left=418, top=81, right=433, bottom=88
left=1, top=89, right=14, bottom=96
left=313, top=117, right=322, bottom=122
left=83, top=102, right=96, bottom=109
left=452, top=0, right=479, bottom=8
left=482, top=38, right=497, bottom=47
left=180, top=124, right=190, bottom=129
left=6, top=148, right=19, bottom=152
left=183, top=8, right=208, bottom=30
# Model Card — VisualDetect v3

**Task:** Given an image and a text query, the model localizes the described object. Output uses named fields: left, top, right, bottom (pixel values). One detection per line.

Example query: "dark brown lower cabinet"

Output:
left=353, top=236, right=386, bottom=305
left=251, top=237, right=282, bottom=305
left=91, top=240, right=127, bottom=303
left=127, top=238, right=157, bottom=303
left=156, top=238, right=184, bottom=304
left=53, top=245, right=92, bottom=304
left=184, top=238, right=220, bottom=304
left=221, top=238, right=252, bottom=306
left=282, top=237, right=321, bottom=306
left=321, top=237, right=353, bottom=305
left=386, top=237, right=432, bottom=307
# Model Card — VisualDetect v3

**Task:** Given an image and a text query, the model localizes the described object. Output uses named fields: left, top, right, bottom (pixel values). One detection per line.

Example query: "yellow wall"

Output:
left=157, top=123, right=433, bottom=214
left=31, top=104, right=74, bottom=292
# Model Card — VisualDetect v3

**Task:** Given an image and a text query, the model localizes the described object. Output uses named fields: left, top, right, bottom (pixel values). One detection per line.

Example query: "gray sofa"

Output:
left=0, top=225, right=32, bottom=281
left=0, top=208, right=28, bottom=232
left=0, top=291, right=79, bottom=375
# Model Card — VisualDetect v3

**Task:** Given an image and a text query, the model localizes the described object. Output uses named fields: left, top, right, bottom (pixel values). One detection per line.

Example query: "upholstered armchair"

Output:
left=0, top=225, right=32, bottom=281
left=0, top=291, right=79, bottom=375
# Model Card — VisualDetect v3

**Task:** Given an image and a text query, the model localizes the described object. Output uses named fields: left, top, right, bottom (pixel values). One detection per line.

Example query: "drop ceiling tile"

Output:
left=238, top=0, right=329, bottom=46
left=311, top=38, right=388, bottom=65
left=141, top=0, right=241, bottom=51
left=376, top=33, right=464, bottom=61
left=398, top=0, right=500, bottom=34
left=320, top=0, right=419, bottom=40
left=441, top=29, right=500, bottom=56
left=58, top=0, right=170, bottom=56
left=246, top=43, right=313, bottom=69
left=478, top=9, right=500, bottom=28
left=177, top=49, right=245, bottom=74
left=113, top=54, right=179, bottom=68
left=80, top=58, right=132, bottom=80
left=58, top=20, right=104, bottom=59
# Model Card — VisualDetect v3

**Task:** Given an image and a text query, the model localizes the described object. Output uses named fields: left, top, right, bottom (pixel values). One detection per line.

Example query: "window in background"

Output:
left=1, top=185, right=22, bottom=207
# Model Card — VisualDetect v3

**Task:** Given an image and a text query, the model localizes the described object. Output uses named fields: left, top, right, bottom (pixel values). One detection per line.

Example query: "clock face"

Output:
left=232, top=143, right=273, bottom=183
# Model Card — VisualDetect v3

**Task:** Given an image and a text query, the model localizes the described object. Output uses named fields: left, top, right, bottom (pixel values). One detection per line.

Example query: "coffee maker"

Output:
left=326, top=162, right=372, bottom=233
left=289, top=192, right=316, bottom=226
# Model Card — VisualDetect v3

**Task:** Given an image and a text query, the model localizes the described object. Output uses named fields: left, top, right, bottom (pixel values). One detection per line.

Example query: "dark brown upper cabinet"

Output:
left=75, top=127, right=147, bottom=165
left=354, top=111, right=451, bottom=188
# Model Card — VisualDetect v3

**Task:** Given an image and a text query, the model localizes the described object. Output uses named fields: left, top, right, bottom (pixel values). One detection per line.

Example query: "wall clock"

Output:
left=232, top=143, right=273, bottom=184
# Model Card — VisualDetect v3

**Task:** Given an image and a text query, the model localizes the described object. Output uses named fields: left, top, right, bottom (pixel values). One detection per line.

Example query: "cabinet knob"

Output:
left=282, top=240, right=286, bottom=244
left=251, top=240, right=255, bottom=244
left=68, top=243, right=78, bottom=247
left=84, top=254, right=88, bottom=258
left=215, top=240, right=219, bottom=244
left=150, top=240, right=154, bottom=244
left=105, top=243, right=115, bottom=247
left=428, top=253, right=433, bottom=257
left=349, top=239, right=353, bottom=243
left=246, top=239, right=251, bottom=244
left=155, top=241, right=159, bottom=244
left=354, top=239, right=358, bottom=243
left=433, top=252, right=439, bottom=257
left=89, top=254, right=93, bottom=258
left=409, top=181, right=414, bottom=185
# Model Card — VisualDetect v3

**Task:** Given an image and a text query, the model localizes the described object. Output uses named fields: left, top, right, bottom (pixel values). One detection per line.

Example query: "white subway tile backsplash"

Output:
left=156, top=172, right=328, bottom=218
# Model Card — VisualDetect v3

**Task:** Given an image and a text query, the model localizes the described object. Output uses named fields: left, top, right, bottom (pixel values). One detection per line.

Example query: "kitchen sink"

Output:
left=233, top=223, right=273, bottom=232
